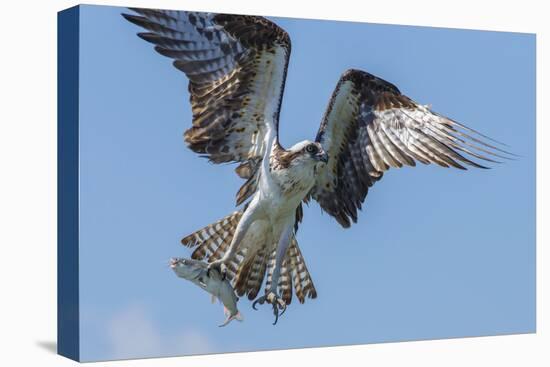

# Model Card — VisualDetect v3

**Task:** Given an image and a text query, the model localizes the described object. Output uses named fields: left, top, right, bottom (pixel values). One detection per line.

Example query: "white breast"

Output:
left=260, top=163, right=315, bottom=216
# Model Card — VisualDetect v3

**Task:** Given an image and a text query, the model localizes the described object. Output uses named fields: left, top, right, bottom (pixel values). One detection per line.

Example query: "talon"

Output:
left=219, top=263, right=227, bottom=280
left=272, top=305, right=279, bottom=325
left=252, top=295, right=266, bottom=310
left=252, top=292, right=287, bottom=325
left=271, top=299, right=286, bottom=325
left=279, top=303, right=287, bottom=317
left=207, top=261, right=227, bottom=280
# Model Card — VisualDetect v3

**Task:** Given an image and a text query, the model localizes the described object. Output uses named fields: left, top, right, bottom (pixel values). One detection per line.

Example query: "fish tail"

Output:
left=235, top=311, right=244, bottom=321
left=218, top=310, right=242, bottom=327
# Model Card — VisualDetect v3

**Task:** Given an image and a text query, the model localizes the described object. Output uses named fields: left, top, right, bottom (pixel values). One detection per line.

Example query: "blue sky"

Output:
left=76, top=5, right=535, bottom=362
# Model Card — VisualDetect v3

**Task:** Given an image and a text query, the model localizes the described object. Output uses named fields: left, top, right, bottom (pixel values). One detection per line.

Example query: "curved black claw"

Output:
left=252, top=292, right=287, bottom=325
left=279, top=303, right=287, bottom=318
left=252, top=298, right=262, bottom=310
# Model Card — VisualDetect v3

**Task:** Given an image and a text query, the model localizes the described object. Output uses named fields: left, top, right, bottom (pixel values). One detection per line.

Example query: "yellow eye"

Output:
left=306, top=144, right=318, bottom=154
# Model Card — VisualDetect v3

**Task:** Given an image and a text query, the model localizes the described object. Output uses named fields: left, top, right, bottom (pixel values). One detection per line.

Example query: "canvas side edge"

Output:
left=57, top=5, right=80, bottom=362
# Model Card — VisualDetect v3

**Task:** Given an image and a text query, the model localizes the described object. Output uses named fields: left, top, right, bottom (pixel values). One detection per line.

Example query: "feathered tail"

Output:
left=181, top=211, right=317, bottom=304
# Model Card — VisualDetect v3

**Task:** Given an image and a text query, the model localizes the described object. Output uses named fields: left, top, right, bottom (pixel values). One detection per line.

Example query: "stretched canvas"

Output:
left=58, top=4, right=536, bottom=362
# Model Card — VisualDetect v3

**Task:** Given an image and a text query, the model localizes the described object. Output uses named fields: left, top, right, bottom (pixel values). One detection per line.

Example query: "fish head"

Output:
left=170, top=257, right=203, bottom=280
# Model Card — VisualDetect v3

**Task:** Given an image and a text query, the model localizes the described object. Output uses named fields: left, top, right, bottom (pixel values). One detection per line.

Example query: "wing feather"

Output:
left=122, top=8, right=291, bottom=174
left=313, top=69, right=513, bottom=227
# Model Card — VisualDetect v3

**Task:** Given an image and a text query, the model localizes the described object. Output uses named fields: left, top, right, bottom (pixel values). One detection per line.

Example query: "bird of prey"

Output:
left=122, top=8, right=512, bottom=324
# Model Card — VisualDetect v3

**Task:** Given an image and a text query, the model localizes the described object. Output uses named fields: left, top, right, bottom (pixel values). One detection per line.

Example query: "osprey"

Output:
left=123, top=8, right=512, bottom=323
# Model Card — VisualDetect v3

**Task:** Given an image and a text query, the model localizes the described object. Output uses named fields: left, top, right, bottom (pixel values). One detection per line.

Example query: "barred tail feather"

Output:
left=181, top=210, right=243, bottom=262
left=240, top=245, right=268, bottom=300
left=265, top=250, right=277, bottom=297
left=181, top=212, right=317, bottom=305
left=234, top=249, right=254, bottom=295
left=265, top=236, right=317, bottom=305
left=279, top=256, right=293, bottom=304
left=287, top=237, right=317, bottom=303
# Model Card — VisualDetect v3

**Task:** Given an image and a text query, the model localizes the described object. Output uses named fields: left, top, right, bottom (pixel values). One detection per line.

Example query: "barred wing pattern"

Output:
left=122, top=8, right=291, bottom=166
left=313, top=69, right=513, bottom=228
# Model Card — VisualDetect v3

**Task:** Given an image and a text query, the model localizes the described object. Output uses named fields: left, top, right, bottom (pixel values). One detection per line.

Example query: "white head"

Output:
left=285, top=140, right=329, bottom=169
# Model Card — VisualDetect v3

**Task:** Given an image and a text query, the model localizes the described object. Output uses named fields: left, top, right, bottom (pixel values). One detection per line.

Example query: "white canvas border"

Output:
left=0, top=0, right=545, bottom=366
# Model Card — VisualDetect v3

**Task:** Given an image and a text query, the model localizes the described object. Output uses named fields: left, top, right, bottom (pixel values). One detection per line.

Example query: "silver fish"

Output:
left=170, top=257, right=243, bottom=327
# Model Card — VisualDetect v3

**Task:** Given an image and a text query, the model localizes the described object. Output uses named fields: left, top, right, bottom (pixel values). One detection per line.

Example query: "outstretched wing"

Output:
left=312, top=69, right=513, bottom=228
left=122, top=8, right=291, bottom=169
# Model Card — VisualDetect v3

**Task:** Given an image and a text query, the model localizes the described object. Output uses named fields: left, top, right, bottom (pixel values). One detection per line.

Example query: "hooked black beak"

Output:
left=317, top=152, right=329, bottom=163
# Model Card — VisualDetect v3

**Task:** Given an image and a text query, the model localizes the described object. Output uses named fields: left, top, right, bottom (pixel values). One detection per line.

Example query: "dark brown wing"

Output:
left=122, top=8, right=290, bottom=166
left=312, top=69, right=513, bottom=228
